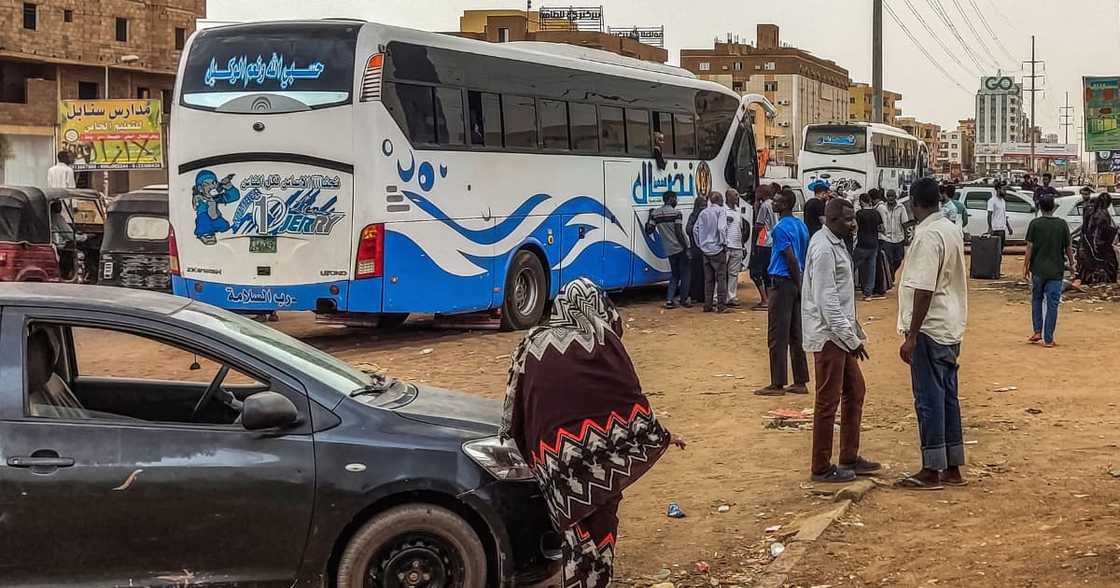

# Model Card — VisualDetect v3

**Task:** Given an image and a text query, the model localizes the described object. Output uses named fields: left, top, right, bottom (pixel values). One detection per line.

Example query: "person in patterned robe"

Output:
left=500, top=278, right=686, bottom=588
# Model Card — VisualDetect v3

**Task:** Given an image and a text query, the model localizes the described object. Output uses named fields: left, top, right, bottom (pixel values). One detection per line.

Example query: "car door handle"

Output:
left=7, top=456, right=75, bottom=468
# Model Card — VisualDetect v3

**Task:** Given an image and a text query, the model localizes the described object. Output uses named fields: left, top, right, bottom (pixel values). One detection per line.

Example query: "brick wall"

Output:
left=0, top=77, right=56, bottom=126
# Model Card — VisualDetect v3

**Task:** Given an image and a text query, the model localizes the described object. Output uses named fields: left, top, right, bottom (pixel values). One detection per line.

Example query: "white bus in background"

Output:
left=169, top=20, right=764, bottom=330
left=799, top=122, right=928, bottom=197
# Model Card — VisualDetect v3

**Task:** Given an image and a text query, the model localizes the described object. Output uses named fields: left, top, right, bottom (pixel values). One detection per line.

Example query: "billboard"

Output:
left=1084, top=76, right=1120, bottom=152
left=59, top=99, right=164, bottom=170
left=999, top=143, right=1079, bottom=158
left=1096, top=150, right=1120, bottom=173
left=539, top=6, right=604, bottom=31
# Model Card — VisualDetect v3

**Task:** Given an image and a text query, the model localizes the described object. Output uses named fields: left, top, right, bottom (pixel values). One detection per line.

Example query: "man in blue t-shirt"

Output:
left=755, top=188, right=812, bottom=396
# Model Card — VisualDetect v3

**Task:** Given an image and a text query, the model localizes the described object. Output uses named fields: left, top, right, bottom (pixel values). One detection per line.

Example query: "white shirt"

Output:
left=897, top=212, right=969, bottom=345
left=802, top=227, right=865, bottom=353
left=986, top=195, right=1008, bottom=231
left=46, top=163, right=76, bottom=189
left=725, top=204, right=746, bottom=250
left=879, top=203, right=909, bottom=243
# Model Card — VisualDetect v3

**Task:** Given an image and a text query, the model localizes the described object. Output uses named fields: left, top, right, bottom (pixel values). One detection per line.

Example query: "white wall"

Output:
left=0, top=134, right=54, bottom=187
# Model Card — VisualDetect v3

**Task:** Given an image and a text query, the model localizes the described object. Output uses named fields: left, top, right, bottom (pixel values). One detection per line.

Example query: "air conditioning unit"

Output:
left=778, top=121, right=791, bottom=127
left=777, top=100, right=791, bottom=106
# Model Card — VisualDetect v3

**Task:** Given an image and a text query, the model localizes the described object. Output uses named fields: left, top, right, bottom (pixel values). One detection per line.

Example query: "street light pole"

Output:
left=872, top=0, right=883, bottom=123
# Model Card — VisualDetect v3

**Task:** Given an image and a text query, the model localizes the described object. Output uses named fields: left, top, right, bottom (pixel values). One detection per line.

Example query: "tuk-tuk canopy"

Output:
left=0, top=186, right=50, bottom=244
left=102, top=189, right=170, bottom=254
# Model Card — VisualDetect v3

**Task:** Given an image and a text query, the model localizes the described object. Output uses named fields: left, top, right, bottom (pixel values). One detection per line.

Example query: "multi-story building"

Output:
left=1, top=0, right=205, bottom=190
left=680, top=24, right=850, bottom=169
left=454, top=9, right=667, bottom=63
left=848, top=82, right=902, bottom=126
left=957, top=118, right=976, bottom=177
left=975, top=75, right=1026, bottom=176
left=897, top=116, right=942, bottom=170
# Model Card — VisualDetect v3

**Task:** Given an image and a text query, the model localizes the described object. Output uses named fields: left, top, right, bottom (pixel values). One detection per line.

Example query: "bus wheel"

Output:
left=501, top=251, right=547, bottom=331
left=378, top=313, right=409, bottom=330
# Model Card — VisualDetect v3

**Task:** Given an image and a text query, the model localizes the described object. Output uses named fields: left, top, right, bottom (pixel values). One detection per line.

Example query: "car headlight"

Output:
left=463, top=436, right=535, bottom=481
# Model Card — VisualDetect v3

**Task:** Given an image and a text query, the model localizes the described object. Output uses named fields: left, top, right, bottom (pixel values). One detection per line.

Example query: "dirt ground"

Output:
left=81, top=252, right=1120, bottom=587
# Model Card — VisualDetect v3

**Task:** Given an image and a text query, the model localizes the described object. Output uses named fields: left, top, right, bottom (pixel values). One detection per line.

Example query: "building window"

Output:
left=733, top=62, right=743, bottom=71
left=23, top=3, right=37, bottom=30
left=63, top=8, right=73, bottom=22
left=698, top=62, right=710, bottom=71
left=732, top=81, right=744, bottom=92
left=78, top=81, right=99, bottom=100
left=136, top=87, right=151, bottom=99
left=764, top=81, right=778, bottom=92
left=175, top=27, right=186, bottom=50
left=116, top=17, right=129, bottom=42
left=497, top=27, right=510, bottom=43
left=764, top=62, right=776, bottom=71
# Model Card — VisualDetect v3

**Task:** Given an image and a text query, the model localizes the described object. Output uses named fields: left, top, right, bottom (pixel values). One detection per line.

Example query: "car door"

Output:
left=960, top=190, right=993, bottom=238
left=0, top=308, right=315, bottom=587
left=1003, top=193, right=1036, bottom=240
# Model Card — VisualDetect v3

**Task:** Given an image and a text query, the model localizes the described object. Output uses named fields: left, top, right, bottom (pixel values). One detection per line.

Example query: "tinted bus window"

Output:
left=805, top=126, right=868, bottom=155
left=384, top=82, right=437, bottom=144
left=626, top=109, right=651, bottom=155
left=674, top=114, right=696, bottom=157
left=435, top=87, right=466, bottom=146
left=539, top=99, right=570, bottom=150
left=570, top=102, right=598, bottom=152
left=654, top=112, right=675, bottom=154
left=468, top=90, right=503, bottom=148
left=503, top=95, right=538, bottom=149
left=600, top=106, right=626, bottom=154
left=180, top=22, right=358, bottom=110
left=696, top=91, right=739, bottom=160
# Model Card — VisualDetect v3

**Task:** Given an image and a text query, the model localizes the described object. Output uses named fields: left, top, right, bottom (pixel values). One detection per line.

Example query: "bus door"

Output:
left=599, top=161, right=636, bottom=290
left=728, top=122, right=759, bottom=197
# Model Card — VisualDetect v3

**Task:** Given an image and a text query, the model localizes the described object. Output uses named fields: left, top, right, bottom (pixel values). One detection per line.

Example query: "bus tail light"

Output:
left=359, top=53, right=384, bottom=102
left=355, top=224, right=384, bottom=279
left=168, top=226, right=181, bottom=276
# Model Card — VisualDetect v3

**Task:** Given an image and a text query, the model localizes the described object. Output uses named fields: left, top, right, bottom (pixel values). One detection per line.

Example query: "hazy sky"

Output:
left=208, top=0, right=1120, bottom=139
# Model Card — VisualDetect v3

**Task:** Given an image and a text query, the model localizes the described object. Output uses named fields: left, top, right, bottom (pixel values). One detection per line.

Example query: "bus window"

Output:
left=653, top=112, right=675, bottom=154
left=468, top=90, right=502, bottom=148
left=569, top=102, right=599, bottom=152
left=502, top=95, right=538, bottom=149
left=626, top=109, right=651, bottom=155
left=384, top=82, right=437, bottom=144
left=696, top=90, right=739, bottom=160
left=538, top=99, right=570, bottom=151
left=435, top=87, right=466, bottom=146
left=599, top=106, right=626, bottom=154
left=674, top=114, right=696, bottom=157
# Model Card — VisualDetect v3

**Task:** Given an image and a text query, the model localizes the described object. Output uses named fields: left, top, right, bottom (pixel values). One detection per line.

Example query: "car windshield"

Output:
left=175, top=302, right=374, bottom=393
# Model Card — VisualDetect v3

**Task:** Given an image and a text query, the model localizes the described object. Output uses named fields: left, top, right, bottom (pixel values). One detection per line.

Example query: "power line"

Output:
left=900, top=0, right=980, bottom=77
left=951, top=0, right=1003, bottom=69
left=883, top=0, right=972, bottom=94
left=925, top=0, right=993, bottom=72
left=968, top=0, right=1018, bottom=64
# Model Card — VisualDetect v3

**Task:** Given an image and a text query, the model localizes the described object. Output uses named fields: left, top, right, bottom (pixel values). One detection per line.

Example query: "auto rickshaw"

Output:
left=99, top=187, right=171, bottom=291
left=0, top=186, right=57, bottom=282
left=44, top=188, right=105, bottom=283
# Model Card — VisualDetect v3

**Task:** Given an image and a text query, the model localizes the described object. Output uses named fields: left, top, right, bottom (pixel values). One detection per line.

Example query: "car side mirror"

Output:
left=241, top=391, right=299, bottom=431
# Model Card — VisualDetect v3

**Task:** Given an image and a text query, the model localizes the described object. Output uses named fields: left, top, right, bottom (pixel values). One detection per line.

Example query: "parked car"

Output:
left=762, top=178, right=808, bottom=216
left=0, top=283, right=559, bottom=587
left=954, top=185, right=1037, bottom=243
left=99, top=187, right=171, bottom=291
left=1053, top=193, right=1120, bottom=241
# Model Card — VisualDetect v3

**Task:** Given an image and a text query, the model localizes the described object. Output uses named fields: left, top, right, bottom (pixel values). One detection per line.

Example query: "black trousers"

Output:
left=767, top=276, right=810, bottom=388
left=702, top=248, right=729, bottom=308
left=991, top=230, right=1007, bottom=254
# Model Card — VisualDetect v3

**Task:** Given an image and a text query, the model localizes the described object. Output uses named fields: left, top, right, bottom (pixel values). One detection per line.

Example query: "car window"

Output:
left=25, top=323, right=263, bottom=425
left=1006, top=195, right=1033, bottom=214
left=964, top=191, right=991, bottom=210
left=126, top=216, right=170, bottom=241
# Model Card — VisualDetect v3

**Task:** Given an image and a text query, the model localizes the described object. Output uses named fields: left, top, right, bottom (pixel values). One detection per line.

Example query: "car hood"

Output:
left=385, top=383, right=501, bottom=434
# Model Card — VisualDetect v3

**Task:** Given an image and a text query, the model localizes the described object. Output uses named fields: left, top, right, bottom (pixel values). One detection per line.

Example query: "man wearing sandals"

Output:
left=897, top=178, right=969, bottom=490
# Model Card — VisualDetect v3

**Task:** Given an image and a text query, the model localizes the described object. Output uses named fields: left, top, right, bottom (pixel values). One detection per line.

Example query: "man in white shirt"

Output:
left=46, top=151, right=76, bottom=189
left=878, top=189, right=909, bottom=284
left=896, top=178, right=969, bottom=491
left=723, top=188, right=750, bottom=307
left=802, top=197, right=878, bottom=484
left=986, top=183, right=1013, bottom=254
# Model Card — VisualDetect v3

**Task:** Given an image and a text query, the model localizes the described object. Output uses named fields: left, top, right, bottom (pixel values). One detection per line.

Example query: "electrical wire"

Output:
left=925, top=0, right=994, bottom=72
left=969, top=0, right=1018, bottom=64
left=901, top=0, right=980, bottom=78
left=951, top=0, right=1004, bottom=69
left=884, top=0, right=973, bottom=94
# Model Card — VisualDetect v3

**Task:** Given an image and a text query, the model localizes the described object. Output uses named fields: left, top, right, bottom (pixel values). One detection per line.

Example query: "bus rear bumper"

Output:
left=171, top=276, right=365, bottom=313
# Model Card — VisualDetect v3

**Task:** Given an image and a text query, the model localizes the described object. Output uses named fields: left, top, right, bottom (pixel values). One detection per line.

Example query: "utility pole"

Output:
left=1058, top=91, right=1075, bottom=144
left=1022, top=35, right=1045, bottom=173
left=872, top=0, right=883, bottom=123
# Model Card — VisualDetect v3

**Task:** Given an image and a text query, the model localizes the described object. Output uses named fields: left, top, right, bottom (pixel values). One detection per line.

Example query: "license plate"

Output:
left=102, top=261, right=114, bottom=279
left=249, top=237, right=277, bottom=254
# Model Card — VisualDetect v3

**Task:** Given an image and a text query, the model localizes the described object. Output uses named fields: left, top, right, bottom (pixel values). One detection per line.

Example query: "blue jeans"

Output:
left=1031, top=275, right=1062, bottom=343
left=852, top=244, right=879, bottom=297
left=667, top=252, right=690, bottom=302
left=910, top=333, right=964, bottom=471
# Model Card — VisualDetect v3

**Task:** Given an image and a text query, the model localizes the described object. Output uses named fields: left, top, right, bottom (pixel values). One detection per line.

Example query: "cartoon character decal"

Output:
left=192, top=170, right=241, bottom=245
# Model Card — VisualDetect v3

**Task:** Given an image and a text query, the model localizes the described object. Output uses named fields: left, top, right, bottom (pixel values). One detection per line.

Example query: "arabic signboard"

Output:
left=999, top=143, right=1079, bottom=159
left=1084, top=76, right=1120, bottom=152
left=59, top=99, right=164, bottom=170
left=1096, top=150, right=1120, bottom=173
left=539, top=5, right=604, bottom=31
left=608, top=26, right=665, bottom=48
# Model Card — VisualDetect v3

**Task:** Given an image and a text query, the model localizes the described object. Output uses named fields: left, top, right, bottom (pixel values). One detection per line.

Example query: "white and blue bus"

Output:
left=799, top=123, right=928, bottom=197
left=170, top=20, right=761, bottom=329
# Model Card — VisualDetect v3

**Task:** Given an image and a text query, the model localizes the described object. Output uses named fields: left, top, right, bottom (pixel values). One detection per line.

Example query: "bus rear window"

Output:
left=180, top=23, right=358, bottom=111
left=805, top=127, right=868, bottom=155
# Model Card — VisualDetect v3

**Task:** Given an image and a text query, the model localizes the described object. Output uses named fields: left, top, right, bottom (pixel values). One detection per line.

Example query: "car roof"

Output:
left=0, top=283, right=190, bottom=316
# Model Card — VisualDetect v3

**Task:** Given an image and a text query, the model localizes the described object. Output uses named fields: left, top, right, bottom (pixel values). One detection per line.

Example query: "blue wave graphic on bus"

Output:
left=204, top=54, right=325, bottom=89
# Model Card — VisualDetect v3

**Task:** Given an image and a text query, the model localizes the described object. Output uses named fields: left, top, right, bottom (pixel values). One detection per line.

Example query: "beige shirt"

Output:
left=897, top=212, right=968, bottom=345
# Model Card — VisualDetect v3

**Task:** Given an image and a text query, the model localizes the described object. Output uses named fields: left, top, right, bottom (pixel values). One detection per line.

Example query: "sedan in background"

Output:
left=955, top=186, right=1036, bottom=244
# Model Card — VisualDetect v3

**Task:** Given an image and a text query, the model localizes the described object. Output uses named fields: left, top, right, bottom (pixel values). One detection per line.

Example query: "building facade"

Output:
left=1, top=0, right=205, bottom=191
left=848, top=82, right=902, bottom=126
left=680, top=24, right=850, bottom=169
left=975, top=75, right=1025, bottom=176
left=897, top=116, right=942, bottom=171
left=454, top=9, right=667, bottom=63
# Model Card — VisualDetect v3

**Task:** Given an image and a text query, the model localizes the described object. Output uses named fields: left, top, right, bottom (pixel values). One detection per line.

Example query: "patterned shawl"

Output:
left=500, top=278, right=670, bottom=530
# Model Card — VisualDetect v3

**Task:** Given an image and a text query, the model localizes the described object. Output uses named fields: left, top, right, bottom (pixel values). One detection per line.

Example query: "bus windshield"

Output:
left=804, top=126, right=868, bottom=155
left=180, top=22, right=359, bottom=111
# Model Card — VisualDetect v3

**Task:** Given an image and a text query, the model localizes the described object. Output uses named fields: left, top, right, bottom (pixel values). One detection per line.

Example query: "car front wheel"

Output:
left=336, top=504, right=487, bottom=588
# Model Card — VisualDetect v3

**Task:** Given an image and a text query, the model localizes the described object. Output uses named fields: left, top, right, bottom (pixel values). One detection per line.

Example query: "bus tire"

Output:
left=501, top=250, right=547, bottom=331
left=378, top=313, right=409, bottom=330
